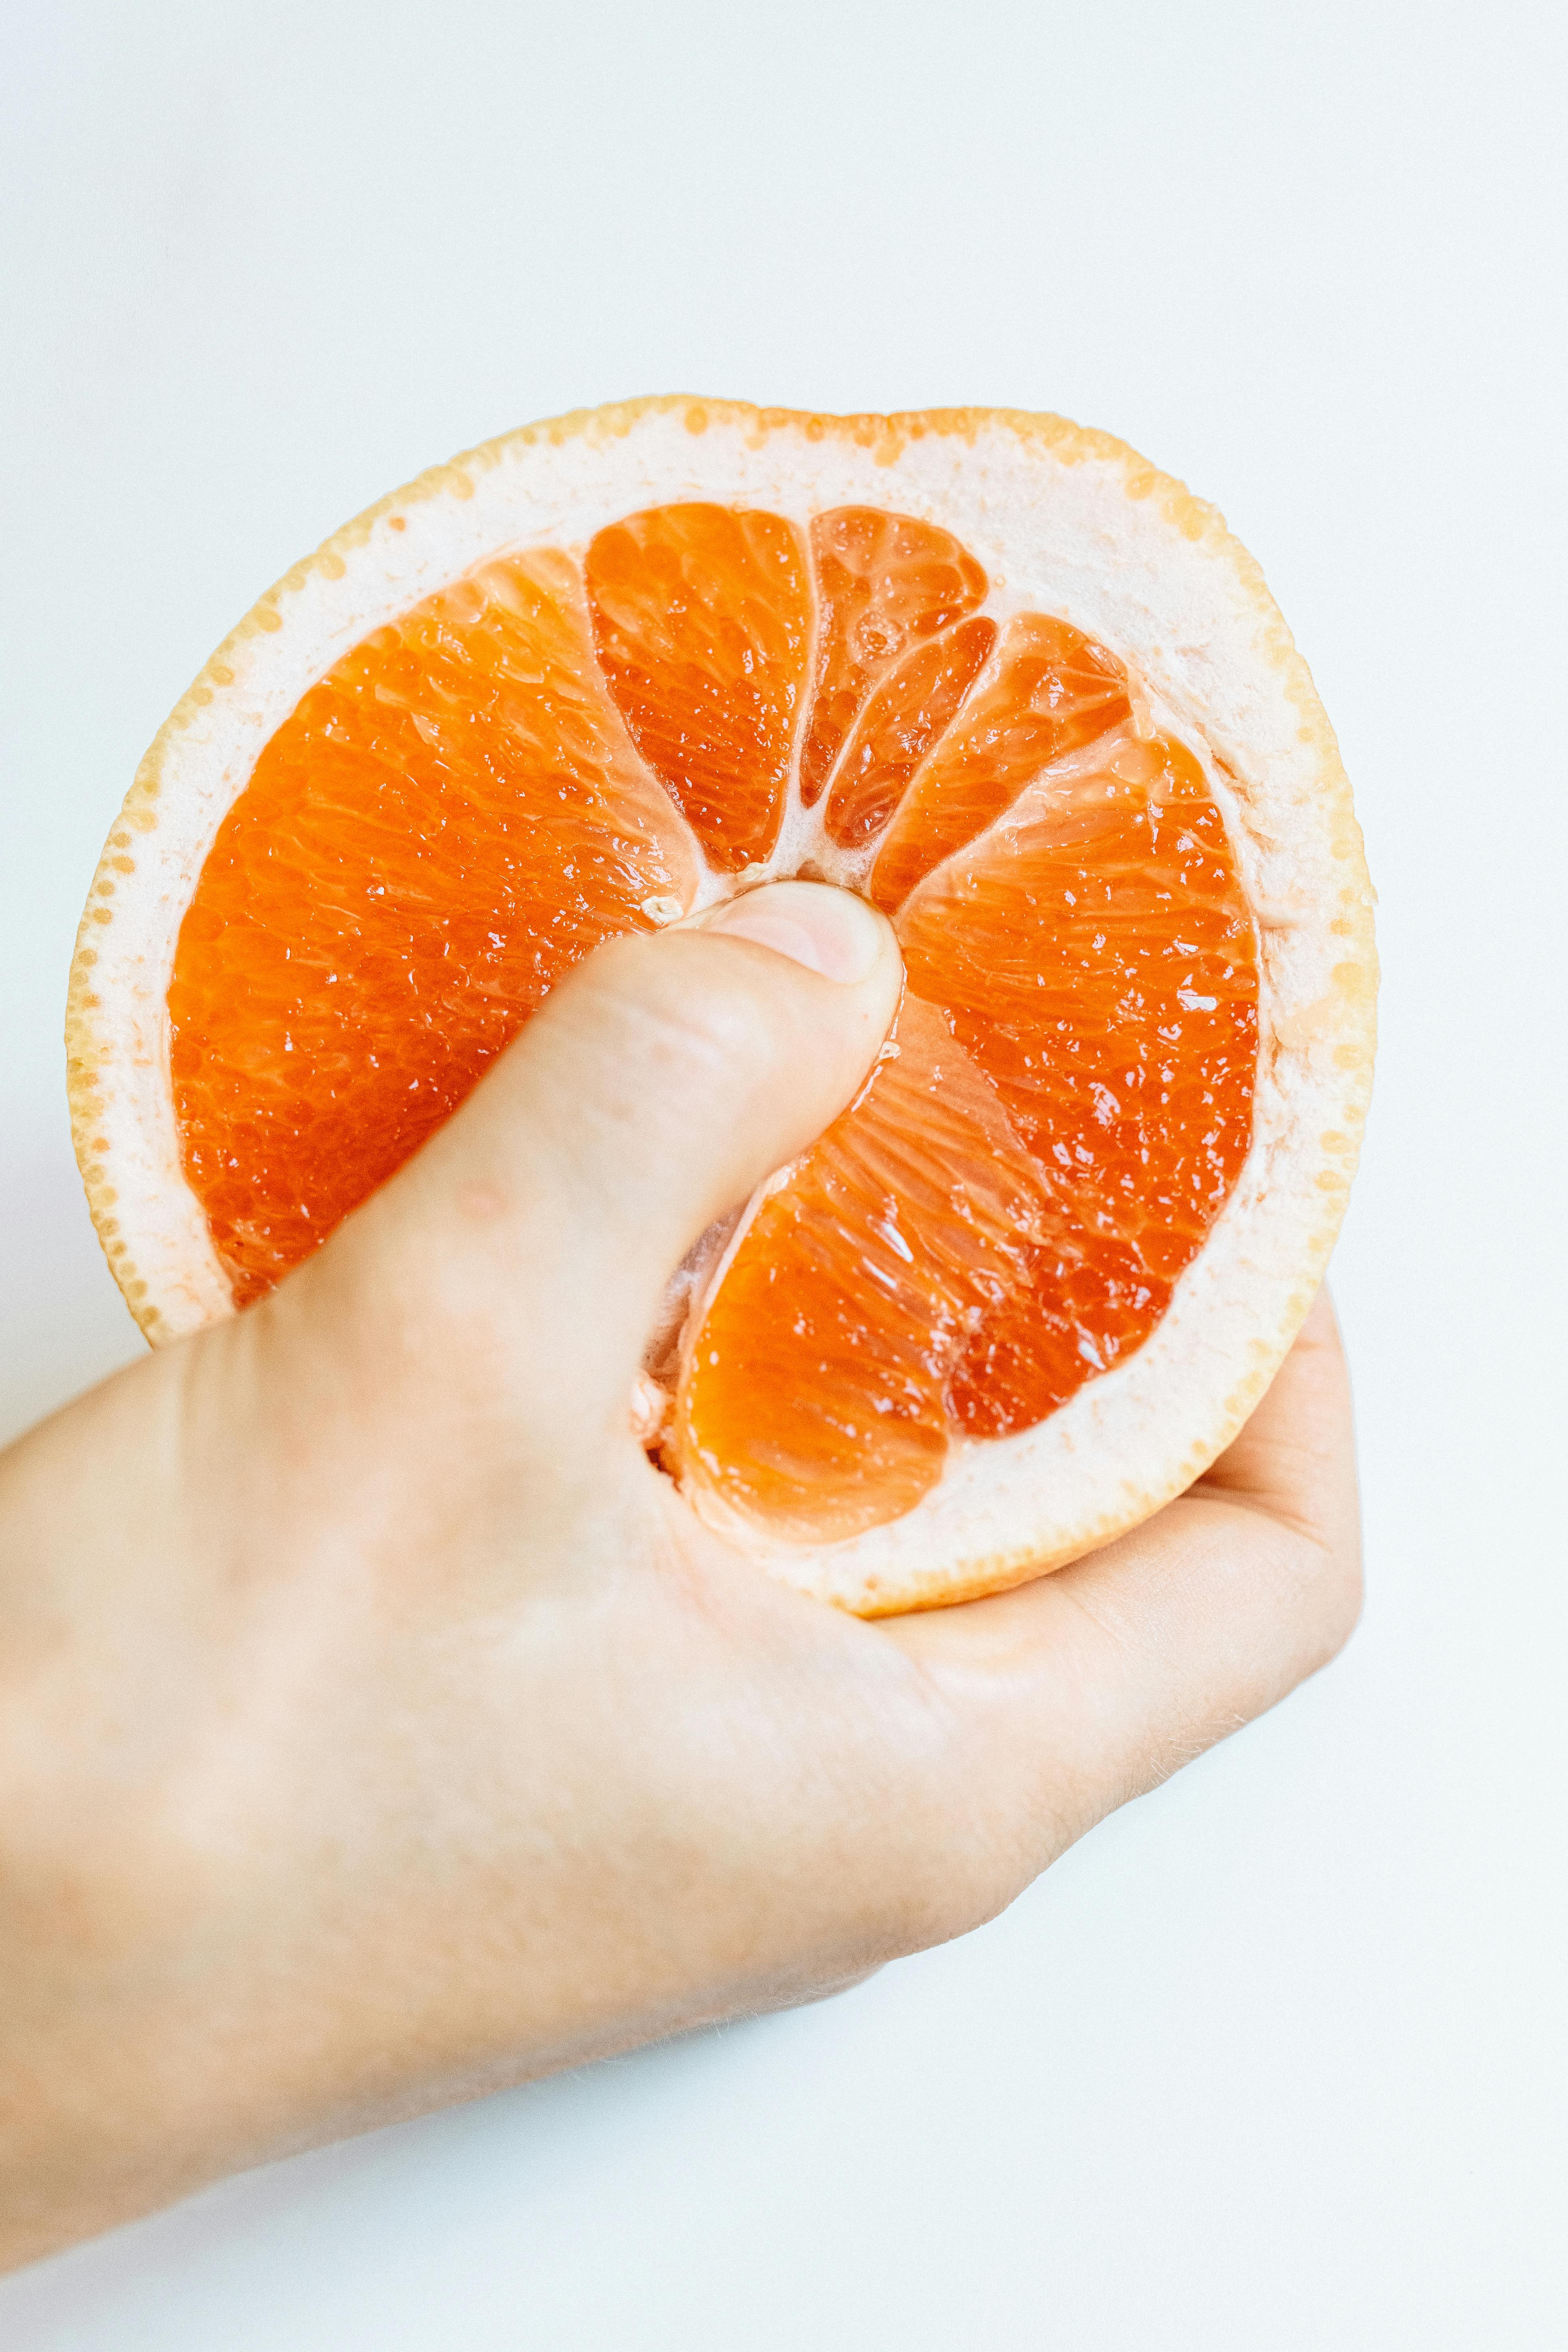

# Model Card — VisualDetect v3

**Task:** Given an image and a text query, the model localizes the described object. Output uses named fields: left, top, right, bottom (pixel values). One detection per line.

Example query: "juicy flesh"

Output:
left=171, top=502, right=1259, bottom=1541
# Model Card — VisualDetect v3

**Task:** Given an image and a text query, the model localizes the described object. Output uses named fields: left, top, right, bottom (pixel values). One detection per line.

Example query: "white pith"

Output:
left=68, top=399, right=1376, bottom=1616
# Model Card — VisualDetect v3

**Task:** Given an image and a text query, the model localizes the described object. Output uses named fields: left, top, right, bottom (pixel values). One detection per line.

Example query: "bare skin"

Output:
left=0, top=882, right=1361, bottom=2271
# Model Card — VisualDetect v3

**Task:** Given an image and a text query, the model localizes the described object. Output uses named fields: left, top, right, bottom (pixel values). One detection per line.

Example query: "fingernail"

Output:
left=692, top=882, right=886, bottom=984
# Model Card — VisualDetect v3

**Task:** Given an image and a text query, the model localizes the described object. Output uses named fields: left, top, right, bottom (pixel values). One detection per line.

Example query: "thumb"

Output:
left=314, top=882, right=903, bottom=1424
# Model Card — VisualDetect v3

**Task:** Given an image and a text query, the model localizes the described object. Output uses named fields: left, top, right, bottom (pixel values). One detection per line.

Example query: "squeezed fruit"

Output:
left=169, top=499, right=1258, bottom=1538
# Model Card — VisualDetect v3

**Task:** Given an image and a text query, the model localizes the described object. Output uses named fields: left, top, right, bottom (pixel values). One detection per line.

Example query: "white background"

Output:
left=2, top=2, right=1564, bottom=2343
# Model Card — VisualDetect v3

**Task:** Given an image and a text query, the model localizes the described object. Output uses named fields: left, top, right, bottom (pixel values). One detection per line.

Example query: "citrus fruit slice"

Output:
left=67, top=399, right=1375, bottom=1615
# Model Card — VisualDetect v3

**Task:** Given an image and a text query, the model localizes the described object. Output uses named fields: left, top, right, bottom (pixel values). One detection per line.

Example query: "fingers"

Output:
left=302, top=884, right=903, bottom=1425
left=1187, top=1287, right=1360, bottom=1555
left=888, top=1290, right=1363, bottom=1877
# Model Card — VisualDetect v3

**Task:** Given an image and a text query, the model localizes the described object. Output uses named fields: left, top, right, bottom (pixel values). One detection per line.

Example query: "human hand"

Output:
left=0, top=882, right=1361, bottom=2269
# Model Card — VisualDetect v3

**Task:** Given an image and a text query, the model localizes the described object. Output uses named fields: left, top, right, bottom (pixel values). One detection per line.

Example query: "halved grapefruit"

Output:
left=66, top=399, right=1375, bottom=1615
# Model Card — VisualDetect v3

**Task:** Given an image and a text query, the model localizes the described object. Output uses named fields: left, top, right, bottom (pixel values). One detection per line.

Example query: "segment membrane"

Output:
left=824, top=617, right=996, bottom=849
left=800, top=507, right=988, bottom=807
left=869, top=612, right=1130, bottom=910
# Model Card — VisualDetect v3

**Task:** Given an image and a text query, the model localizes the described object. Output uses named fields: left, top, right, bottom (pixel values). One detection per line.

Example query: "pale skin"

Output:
left=0, top=882, right=1361, bottom=2271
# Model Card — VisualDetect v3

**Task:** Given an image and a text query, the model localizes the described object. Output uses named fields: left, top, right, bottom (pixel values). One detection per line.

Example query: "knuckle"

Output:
left=867, top=1765, right=1047, bottom=1955
left=884, top=1822, right=1035, bottom=1952
left=1310, top=1534, right=1365, bottom=1668
left=1252, top=1518, right=1364, bottom=1693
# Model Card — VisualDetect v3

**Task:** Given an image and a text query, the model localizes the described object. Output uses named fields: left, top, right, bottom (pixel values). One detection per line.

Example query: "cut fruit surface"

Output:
left=584, top=503, right=809, bottom=871
left=675, top=726, right=1257, bottom=1540
left=673, top=995, right=1052, bottom=1542
left=168, top=550, right=695, bottom=1304
left=897, top=731, right=1260, bottom=1433
left=69, top=399, right=1375, bottom=1615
